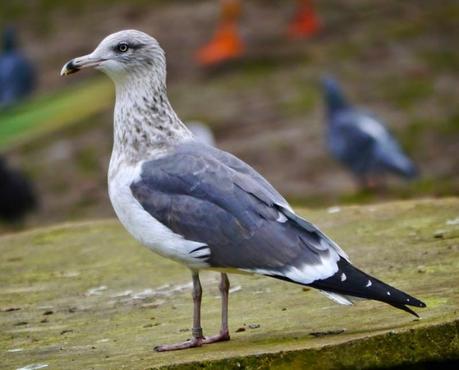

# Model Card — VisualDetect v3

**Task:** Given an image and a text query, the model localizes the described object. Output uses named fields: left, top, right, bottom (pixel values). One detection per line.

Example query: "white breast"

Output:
left=108, top=160, right=210, bottom=269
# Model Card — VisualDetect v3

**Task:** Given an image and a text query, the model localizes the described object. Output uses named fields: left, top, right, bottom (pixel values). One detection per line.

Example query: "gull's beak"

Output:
left=60, top=54, right=105, bottom=76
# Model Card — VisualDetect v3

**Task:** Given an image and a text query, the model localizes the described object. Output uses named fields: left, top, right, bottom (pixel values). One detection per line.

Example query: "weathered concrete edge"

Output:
left=154, top=320, right=459, bottom=370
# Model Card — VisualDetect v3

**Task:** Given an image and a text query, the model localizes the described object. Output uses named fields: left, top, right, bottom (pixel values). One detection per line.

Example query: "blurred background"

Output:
left=0, top=0, right=458, bottom=233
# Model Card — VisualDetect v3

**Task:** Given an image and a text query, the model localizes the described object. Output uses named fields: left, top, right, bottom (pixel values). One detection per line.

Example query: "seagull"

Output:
left=61, top=30, right=426, bottom=351
left=0, top=26, right=36, bottom=109
left=322, top=76, right=418, bottom=188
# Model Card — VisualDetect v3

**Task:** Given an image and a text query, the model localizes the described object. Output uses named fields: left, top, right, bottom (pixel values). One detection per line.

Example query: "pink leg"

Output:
left=154, top=270, right=205, bottom=352
left=154, top=272, right=231, bottom=351
left=203, top=273, right=231, bottom=344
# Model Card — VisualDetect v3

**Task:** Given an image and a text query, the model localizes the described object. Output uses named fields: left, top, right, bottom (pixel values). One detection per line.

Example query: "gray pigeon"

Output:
left=0, top=27, right=36, bottom=109
left=322, top=76, right=418, bottom=187
left=61, top=30, right=425, bottom=351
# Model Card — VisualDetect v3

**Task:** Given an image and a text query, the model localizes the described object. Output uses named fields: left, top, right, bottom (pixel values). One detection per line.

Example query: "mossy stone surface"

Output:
left=1, top=198, right=458, bottom=369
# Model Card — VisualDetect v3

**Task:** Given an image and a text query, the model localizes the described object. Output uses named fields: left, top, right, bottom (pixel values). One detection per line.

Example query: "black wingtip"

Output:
left=401, top=294, right=426, bottom=309
left=409, top=298, right=426, bottom=308
left=389, top=303, right=420, bottom=318
left=305, top=259, right=427, bottom=316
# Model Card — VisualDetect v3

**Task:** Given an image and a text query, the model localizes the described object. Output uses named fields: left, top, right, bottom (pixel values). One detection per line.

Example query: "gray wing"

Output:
left=131, top=141, right=347, bottom=284
left=196, top=142, right=292, bottom=210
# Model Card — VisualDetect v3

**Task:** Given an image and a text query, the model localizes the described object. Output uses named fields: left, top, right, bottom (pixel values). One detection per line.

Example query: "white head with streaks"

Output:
left=61, top=29, right=166, bottom=86
left=61, top=30, right=191, bottom=163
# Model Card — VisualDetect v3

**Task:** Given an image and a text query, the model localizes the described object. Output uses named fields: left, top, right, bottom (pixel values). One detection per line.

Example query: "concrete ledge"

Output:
left=1, top=198, right=458, bottom=369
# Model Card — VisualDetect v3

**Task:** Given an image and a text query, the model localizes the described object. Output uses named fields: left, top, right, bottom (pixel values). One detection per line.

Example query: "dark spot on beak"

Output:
left=61, top=59, right=80, bottom=76
left=66, top=60, right=80, bottom=74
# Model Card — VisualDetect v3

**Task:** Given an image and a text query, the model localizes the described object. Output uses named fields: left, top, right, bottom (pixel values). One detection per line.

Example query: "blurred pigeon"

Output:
left=0, top=156, right=37, bottom=223
left=322, top=76, right=418, bottom=187
left=187, top=121, right=216, bottom=146
left=0, top=27, right=36, bottom=109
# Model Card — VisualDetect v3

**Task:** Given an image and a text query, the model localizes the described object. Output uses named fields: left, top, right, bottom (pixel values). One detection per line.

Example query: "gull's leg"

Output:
left=203, top=273, right=231, bottom=344
left=154, top=270, right=205, bottom=351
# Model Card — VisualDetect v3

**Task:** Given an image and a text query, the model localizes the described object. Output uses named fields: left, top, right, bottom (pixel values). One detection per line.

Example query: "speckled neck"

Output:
left=111, top=71, right=192, bottom=166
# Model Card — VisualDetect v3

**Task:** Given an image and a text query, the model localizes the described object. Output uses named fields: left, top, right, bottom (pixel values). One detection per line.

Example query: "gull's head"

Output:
left=60, top=30, right=165, bottom=83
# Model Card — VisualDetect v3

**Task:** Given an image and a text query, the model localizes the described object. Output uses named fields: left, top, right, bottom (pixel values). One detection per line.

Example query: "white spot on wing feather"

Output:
left=276, top=212, right=287, bottom=223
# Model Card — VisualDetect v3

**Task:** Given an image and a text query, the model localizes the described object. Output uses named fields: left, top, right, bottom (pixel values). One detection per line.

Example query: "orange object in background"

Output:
left=195, top=0, right=244, bottom=66
left=195, top=22, right=244, bottom=66
left=196, top=0, right=320, bottom=67
left=287, top=0, right=321, bottom=39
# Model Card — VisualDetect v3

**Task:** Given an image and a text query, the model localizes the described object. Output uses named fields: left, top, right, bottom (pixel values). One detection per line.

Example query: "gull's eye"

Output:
left=117, top=42, right=129, bottom=53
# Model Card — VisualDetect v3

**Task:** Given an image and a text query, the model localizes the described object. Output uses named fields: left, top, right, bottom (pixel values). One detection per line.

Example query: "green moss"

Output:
left=423, top=297, right=449, bottom=309
left=280, top=85, right=319, bottom=116
left=439, top=111, right=459, bottom=134
left=158, top=321, right=459, bottom=370
left=398, top=119, right=428, bottom=153
left=403, top=178, right=459, bottom=198
left=240, top=58, right=284, bottom=79
left=420, top=50, right=459, bottom=73
left=338, top=189, right=379, bottom=205
left=1, top=199, right=458, bottom=369
left=75, top=147, right=99, bottom=175
left=329, top=41, right=363, bottom=61
left=384, top=19, right=425, bottom=40
left=381, top=78, right=434, bottom=110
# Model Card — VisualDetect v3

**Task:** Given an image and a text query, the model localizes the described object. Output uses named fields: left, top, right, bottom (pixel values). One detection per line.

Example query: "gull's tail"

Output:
left=308, top=259, right=426, bottom=317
